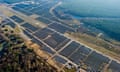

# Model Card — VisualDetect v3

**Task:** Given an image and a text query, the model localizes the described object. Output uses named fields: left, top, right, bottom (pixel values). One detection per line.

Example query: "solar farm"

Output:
left=0, top=0, right=120, bottom=71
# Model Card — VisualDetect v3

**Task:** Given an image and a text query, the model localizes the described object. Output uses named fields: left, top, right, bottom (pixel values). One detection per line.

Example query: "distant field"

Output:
left=81, top=19, right=120, bottom=41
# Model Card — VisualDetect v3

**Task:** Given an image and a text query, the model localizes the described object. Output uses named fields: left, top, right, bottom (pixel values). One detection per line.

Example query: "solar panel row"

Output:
left=49, top=23, right=74, bottom=34
left=10, top=15, right=24, bottom=23
left=22, top=23, right=39, bottom=32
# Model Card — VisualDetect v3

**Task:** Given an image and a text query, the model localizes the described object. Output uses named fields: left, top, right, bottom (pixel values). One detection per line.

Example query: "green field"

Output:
left=81, top=19, right=120, bottom=41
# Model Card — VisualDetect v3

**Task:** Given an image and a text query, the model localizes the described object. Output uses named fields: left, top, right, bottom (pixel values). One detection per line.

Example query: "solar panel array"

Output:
left=3, top=0, right=120, bottom=71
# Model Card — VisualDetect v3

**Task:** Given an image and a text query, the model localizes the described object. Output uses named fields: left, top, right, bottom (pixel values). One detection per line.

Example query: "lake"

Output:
left=61, top=0, right=120, bottom=18
left=60, top=0, right=120, bottom=41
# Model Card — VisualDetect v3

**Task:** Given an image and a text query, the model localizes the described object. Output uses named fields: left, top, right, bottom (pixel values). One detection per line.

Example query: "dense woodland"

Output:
left=0, top=29, right=57, bottom=72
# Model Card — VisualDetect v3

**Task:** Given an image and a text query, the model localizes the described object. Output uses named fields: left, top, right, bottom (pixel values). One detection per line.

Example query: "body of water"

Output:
left=61, top=0, right=120, bottom=18
left=60, top=0, right=120, bottom=41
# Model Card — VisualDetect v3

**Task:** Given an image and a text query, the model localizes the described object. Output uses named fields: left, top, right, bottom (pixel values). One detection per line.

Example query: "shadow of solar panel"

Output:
left=10, top=15, right=24, bottom=23
left=60, top=41, right=80, bottom=57
left=84, top=51, right=110, bottom=71
left=34, top=28, right=54, bottom=40
left=22, top=23, right=39, bottom=32
left=108, top=61, right=120, bottom=72
left=49, top=23, right=74, bottom=33
left=54, top=55, right=67, bottom=64
left=41, top=46, right=55, bottom=55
